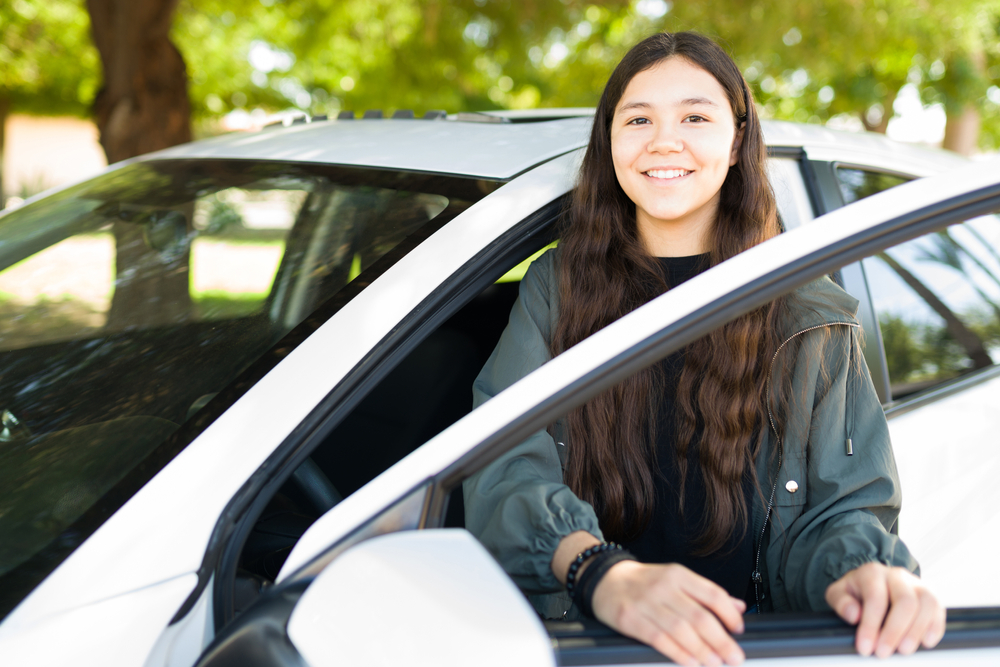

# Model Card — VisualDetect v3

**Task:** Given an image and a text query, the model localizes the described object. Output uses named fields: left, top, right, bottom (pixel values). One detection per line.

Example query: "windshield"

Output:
left=0, top=158, right=500, bottom=615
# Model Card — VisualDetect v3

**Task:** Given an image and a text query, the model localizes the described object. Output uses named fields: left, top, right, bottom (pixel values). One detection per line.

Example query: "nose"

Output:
left=647, top=123, right=683, bottom=154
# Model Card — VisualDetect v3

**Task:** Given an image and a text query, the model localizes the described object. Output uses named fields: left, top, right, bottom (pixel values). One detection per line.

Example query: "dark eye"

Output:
left=626, top=117, right=651, bottom=125
left=685, top=115, right=708, bottom=123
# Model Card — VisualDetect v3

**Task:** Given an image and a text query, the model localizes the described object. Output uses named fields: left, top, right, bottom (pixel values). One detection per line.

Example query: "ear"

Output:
left=729, top=122, right=745, bottom=166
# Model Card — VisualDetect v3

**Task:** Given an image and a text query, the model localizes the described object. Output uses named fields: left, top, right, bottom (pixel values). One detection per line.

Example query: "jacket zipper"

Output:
left=751, top=321, right=859, bottom=612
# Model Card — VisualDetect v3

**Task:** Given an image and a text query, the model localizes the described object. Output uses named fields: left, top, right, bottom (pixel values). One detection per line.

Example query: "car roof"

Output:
left=145, top=111, right=965, bottom=181
left=147, top=116, right=594, bottom=180
left=762, top=118, right=967, bottom=175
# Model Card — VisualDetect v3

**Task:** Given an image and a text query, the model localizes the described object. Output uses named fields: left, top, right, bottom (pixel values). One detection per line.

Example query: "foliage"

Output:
left=5, top=0, right=1000, bottom=150
left=0, top=0, right=99, bottom=115
left=172, top=0, right=631, bottom=120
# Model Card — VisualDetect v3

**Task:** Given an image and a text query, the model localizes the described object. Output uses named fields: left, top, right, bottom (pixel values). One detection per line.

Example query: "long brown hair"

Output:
left=554, top=32, right=785, bottom=552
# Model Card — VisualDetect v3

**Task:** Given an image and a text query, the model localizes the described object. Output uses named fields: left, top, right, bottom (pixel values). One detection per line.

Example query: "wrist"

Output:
left=566, top=543, right=637, bottom=618
left=590, top=559, right=641, bottom=621
left=552, top=531, right=602, bottom=585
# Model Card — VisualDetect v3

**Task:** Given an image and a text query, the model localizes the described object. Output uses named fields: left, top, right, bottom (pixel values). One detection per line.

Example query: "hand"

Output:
left=825, top=562, right=946, bottom=658
left=591, top=560, right=747, bottom=667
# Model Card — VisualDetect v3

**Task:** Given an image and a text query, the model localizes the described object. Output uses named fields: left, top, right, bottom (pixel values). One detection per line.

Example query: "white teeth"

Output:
left=645, top=169, right=690, bottom=179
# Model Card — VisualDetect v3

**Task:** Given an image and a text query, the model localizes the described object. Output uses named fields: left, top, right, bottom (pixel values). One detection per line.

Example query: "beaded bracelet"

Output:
left=565, top=542, right=620, bottom=598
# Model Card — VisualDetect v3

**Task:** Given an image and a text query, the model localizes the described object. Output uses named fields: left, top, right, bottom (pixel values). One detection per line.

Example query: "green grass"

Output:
left=192, top=291, right=267, bottom=319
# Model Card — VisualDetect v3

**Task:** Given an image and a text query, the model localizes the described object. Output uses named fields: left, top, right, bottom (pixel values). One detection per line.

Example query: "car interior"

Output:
left=232, top=256, right=536, bottom=611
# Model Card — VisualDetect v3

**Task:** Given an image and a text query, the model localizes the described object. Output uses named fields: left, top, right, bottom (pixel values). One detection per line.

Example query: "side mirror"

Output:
left=287, top=529, right=556, bottom=667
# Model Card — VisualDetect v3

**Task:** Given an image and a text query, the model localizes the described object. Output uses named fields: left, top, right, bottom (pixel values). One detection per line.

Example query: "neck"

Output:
left=637, top=214, right=712, bottom=257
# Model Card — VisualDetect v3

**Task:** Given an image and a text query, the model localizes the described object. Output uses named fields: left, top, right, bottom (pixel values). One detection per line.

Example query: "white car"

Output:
left=0, top=111, right=998, bottom=666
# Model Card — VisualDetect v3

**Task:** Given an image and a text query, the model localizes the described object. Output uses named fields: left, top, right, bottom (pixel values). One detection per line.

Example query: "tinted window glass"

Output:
left=836, top=167, right=909, bottom=205
left=863, top=216, right=1000, bottom=399
left=0, top=159, right=499, bottom=614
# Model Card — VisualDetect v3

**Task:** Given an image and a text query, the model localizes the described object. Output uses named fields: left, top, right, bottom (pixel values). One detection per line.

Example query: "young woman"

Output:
left=464, top=32, right=944, bottom=667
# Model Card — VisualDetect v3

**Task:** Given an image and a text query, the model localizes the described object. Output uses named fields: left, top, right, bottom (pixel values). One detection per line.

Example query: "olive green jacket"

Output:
left=463, top=249, right=918, bottom=619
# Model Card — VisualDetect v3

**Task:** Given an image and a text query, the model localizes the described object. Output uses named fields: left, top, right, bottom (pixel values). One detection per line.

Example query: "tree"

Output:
left=171, top=0, right=630, bottom=121
left=541, top=0, right=1000, bottom=153
left=0, top=0, right=99, bottom=201
left=86, top=0, right=191, bottom=163
left=83, top=0, right=195, bottom=327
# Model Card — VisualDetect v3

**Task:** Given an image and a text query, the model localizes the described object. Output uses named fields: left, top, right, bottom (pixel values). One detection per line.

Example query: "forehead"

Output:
left=616, top=57, right=733, bottom=115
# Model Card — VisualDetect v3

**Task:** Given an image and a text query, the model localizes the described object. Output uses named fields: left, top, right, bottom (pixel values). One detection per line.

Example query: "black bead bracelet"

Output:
left=565, top=542, right=619, bottom=597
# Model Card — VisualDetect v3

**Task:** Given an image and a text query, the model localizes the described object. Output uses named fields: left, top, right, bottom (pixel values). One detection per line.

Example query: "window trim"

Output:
left=885, top=363, right=1000, bottom=420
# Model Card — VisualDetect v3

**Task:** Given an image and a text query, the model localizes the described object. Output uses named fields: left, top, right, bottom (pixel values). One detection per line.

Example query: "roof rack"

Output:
left=473, top=108, right=594, bottom=123
left=263, top=107, right=594, bottom=128
left=335, top=110, right=448, bottom=120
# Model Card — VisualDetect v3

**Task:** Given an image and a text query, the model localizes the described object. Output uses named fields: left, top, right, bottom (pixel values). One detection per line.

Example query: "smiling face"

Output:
left=610, top=56, right=743, bottom=257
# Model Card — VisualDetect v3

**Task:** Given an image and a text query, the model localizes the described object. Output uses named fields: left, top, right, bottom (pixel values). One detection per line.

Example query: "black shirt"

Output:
left=620, top=254, right=755, bottom=601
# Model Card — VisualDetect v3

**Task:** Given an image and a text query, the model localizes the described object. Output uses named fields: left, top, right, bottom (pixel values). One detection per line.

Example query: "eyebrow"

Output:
left=681, top=97, right=720, bottom=108
left=617, top=101, right=652, bottom=113
left=616, top=97, right=721, bottom=114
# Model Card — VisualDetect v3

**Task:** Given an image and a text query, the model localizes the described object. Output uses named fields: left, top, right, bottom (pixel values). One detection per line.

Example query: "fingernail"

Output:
left=734, top=623, right=745, bottom=635
left=875, top=642, right=892, bottom=659
left=726, top=649, right=745, bottom=665
left=899, top=638, right=917, bottom=655
left=858, top=638, right=873, bottom=656
left=706, top=653, right=722, bottom=667
left=843, top=603, right=859, bottom=622
left=923, top=629, right=939, bottom=647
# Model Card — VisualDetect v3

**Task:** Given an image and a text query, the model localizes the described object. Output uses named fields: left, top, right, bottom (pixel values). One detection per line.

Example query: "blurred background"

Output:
left=3, top=0, right=1000, bottom=209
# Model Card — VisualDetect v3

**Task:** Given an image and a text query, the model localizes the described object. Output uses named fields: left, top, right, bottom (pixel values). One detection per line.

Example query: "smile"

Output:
left=644, top=169, right=692, bottom=180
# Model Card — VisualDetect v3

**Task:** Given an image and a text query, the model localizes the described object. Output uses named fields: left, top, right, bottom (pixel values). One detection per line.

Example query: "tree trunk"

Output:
left=860, top=88, right=897, bottom=134
left=942, top=49, right=985, bottom=156
left=86, top=0, right=191, bottom=163
left=86, top=0, right=193, bottom=328
left=942, top=105, right=981, bottom=156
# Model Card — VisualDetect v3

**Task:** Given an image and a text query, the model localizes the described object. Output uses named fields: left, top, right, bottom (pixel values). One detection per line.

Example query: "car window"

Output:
left=836, top=167, right=910, bottom=205
left=0, top=159, right=500, bottom=616
left=862, top=215, right=1000, bottom=401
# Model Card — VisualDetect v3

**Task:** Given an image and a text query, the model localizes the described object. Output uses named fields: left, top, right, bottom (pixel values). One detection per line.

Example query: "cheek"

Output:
left=611, top=136, right=645, bottom=185
left=610, top=145, right=634, bottom=189
left=707, top=133, right=738, bottom=169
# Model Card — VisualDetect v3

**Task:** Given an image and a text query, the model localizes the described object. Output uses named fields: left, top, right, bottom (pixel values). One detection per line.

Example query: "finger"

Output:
left=826, top=581, right=862, bottom=625
left=627, top=611, right=699, bottom=667
left=657, top=612, right=725, bottom=667
left=923, top=604, right=947, bottom=649
left=730, top=596, right=747, bottom=618
left=855, top=570, right=889, bottom=657
left=685, top=577, right=746, bottom=634
left=874, top=572, right=919, bottom=658
left=676, top=599, right=746, bottom=666
left=897, top=589, right=942, bottom=656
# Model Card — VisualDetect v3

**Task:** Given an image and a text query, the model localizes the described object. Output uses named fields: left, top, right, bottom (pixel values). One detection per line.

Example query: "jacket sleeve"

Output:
left=463, top=251, right=604, bottom=594
left=774, top=324, right=919, bottom=612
